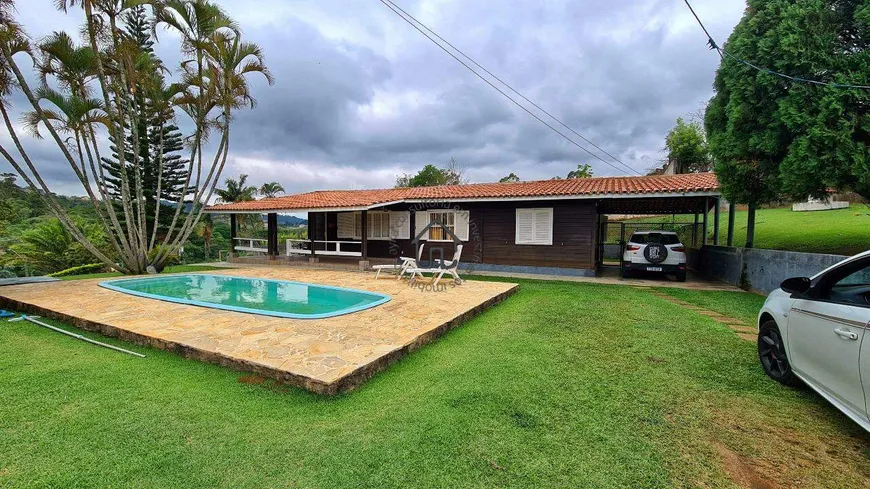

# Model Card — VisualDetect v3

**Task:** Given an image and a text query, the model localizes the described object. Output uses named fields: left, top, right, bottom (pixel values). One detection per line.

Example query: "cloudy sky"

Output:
left=2, top=0, right=746, bottom=197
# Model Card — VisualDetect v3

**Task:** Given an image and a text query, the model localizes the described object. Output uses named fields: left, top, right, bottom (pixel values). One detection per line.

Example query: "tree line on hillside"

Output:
left=396, top=160, right=595, bottom=187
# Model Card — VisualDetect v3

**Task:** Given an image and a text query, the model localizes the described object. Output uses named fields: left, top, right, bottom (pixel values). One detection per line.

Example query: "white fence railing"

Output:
left=286, top=239, right=362, bottom=257
left=234, top=237, right=268, bottom=254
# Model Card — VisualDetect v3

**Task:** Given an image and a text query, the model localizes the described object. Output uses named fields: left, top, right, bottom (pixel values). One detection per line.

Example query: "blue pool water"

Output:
left=99, top=274, right=390, bottom=319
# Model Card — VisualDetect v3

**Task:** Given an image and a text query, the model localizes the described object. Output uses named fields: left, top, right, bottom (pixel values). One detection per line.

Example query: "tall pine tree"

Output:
left=101, top=5, right=190, bottom=240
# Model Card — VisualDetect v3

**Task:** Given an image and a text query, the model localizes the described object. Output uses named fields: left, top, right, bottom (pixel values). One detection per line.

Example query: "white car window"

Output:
left=834, top=268, right=870, bottom=288
left=824, top=260, right=870, bottom=308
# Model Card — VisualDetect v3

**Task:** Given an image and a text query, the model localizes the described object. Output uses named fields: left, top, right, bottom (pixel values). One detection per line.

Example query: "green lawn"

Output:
left=653, top=287, right=767, bottom=325
left=1, top=278, right=868, bottom=488
left=57, top=264, right=226, bottom=281
left=629, top=206, right=870, bottom=256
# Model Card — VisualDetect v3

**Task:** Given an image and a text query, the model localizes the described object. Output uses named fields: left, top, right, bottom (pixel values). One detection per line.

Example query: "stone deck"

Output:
left=0, top=269, right=518, bottom=395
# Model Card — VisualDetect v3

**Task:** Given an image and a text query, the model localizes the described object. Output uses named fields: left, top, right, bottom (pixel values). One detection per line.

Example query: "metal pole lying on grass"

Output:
left=8, top=314, right=146, bottom=358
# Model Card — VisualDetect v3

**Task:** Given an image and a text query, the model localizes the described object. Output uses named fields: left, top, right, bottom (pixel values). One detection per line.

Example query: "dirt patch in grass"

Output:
left=237, top=375, right=266, bottom=385
left=714, top=442, right=778, bottom=489
left=708, top=398, right=870, bottom=489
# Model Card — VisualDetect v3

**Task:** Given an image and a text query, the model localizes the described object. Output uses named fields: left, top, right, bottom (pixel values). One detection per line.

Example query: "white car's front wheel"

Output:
left=758, top=320, right=802, bottom=387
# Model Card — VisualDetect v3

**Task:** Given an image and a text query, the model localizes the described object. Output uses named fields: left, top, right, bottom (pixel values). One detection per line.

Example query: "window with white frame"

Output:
left=367, top=211, right=391, bottom=239
left=428, top=211, right=455, bottom=241
left=337, top=212, right=362, bottom=239
left=515, top=208, right=553, bottom=245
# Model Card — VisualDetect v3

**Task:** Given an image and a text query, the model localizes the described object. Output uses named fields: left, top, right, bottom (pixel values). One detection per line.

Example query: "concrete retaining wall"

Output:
left=697, top=246, right=849, bottom=295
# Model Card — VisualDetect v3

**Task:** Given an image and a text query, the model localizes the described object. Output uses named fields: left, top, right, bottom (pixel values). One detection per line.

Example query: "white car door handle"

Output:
left=833, top=328, right=859, bottom=341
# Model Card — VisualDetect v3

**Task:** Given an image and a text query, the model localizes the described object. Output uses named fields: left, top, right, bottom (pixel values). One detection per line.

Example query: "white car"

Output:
left=621, top=231, right=688, bottom=282
left=757, top=250, right=870, bottom=432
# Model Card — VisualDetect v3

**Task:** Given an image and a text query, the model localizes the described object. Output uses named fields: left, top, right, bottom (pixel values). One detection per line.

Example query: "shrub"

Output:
left=48, top=263, right=108, bottom=277
left=147, top=245, right=181, bottom=273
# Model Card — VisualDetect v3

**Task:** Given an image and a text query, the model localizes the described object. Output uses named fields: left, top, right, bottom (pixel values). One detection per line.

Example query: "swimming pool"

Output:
left=99, top=274, right=390, bottom=319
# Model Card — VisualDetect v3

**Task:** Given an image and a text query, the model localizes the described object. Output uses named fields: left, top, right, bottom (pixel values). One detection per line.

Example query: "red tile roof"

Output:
left=207, top=172, right=719, bottom=212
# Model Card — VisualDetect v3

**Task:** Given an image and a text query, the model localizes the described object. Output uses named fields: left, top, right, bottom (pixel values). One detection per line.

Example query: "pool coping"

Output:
left=99, top=274, right=392, bottom=320
left=2, top=275, right=519, bottom=395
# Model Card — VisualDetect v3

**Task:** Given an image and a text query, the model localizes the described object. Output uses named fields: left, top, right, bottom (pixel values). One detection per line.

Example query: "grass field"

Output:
left=628, top=206, right=870, bottom=256
left=57, top=264, right=225, bottom=281
left=2, top=277, right=869, bottom=488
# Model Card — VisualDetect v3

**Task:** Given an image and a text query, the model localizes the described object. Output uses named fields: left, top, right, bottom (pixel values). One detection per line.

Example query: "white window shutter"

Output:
left=367, top=212, right=374, bottom=237
left=534, top=209, right=553, bottom=245
left=414, top=211, right=428, bottom=240
left=455, top=210, right=470, bottom=241
left=390, top=211, right=411, bottom=239
left=337, top=213, right=354, bottom=239
left=515, top=209, right=534, bottom=244
left=516, top=208, right=552, bottom=245
left=353, top=212, right=362, bottom=239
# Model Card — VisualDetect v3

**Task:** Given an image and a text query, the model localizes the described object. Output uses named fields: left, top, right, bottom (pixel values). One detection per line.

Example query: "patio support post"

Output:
left=713, top=197, right=720, bottom=246
left=308, top=213, right=315, bottom=259
left=230, top=213, right=237, bottom=257
left=360, top=210, right=369, bottom=270
left=727, top=202, right=736, bottom=247
left=267, top=213, right=278, bottom=259
left=702, top=198, right=709, bottom=246
left=746, top=202, right=756, bottom=248
left=692, top=213, right=698, bottom=247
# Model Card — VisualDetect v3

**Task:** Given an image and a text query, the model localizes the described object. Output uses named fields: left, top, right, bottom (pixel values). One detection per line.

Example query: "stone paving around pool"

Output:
left=0, top=269, right=518, bottom=395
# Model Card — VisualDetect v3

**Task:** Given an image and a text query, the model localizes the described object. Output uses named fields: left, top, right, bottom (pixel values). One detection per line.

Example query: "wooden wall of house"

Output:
left=323, top=199, right=599, bottom=271
left=475, top=201, right=598, bottom=270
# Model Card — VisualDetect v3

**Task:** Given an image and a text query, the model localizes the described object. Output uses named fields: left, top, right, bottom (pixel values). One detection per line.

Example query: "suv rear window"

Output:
left=630, top=233, right=680, bottom=245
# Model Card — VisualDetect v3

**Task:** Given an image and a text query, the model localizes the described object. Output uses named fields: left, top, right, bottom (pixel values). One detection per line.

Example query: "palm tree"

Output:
left=155, top=0, right=238, bottom=188
left=215, top=173, right=256, bottom=204
left=37, top=31, right=98, bottom=96
left=215, top=174, right=257, bottom=233
left=196, top=213, right=214, bottom=259
left=259, top=181, right=284, bottom=198
left=154, top=27, right=273, bottom=261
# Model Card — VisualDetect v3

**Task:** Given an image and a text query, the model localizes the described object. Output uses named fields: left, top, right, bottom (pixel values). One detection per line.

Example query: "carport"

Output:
left=596, top=195, right=734, bottom=270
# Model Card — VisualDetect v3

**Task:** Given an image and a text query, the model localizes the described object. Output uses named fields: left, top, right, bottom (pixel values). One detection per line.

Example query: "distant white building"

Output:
left=792, top=195, right=849, bottom=212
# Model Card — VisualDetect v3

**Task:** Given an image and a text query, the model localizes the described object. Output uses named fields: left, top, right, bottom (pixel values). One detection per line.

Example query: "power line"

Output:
left=683, top=0, right=870, bottom=90
left=382, top=0, right=639, bottom=176
left=378, top=0, right=639, bottom=176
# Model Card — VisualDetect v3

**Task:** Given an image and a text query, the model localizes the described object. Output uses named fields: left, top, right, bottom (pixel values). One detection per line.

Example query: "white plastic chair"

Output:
left=406, top=244, right=463, bottom=286
left=372, top=243, right=425, bottom=279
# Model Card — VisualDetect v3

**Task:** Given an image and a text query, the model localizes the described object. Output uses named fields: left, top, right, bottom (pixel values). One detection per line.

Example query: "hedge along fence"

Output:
left=696, top=246, right=849, bottom=295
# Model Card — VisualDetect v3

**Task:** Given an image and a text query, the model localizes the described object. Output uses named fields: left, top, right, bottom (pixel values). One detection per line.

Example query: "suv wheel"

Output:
left=676, top=270, right=686, bottom=282
left=621, top=264, right=632, bottom=279
left=758, top=320, right=802, bottom=387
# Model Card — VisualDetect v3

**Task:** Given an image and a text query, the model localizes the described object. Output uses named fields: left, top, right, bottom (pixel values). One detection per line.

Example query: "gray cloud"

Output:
left=0, top=0, right=745, bottom=195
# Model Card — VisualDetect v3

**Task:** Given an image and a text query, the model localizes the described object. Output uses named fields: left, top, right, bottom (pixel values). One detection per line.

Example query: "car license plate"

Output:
left=646, top=266, right=663, bottom=272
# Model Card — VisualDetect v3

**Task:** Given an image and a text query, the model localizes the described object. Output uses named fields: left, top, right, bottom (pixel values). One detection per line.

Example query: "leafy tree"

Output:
left=395, top=158, right=467, bottom=187
left=566, top=164, right=594, bottom=179
left=0, top=0, right=272, bottom=274
left=706, top=0, right=870, bottom=247
left=259, top=181, right=285, bottom=198
left=499, top=173, right=520, bottom=183
left=664, top=117, right=711, bottom=173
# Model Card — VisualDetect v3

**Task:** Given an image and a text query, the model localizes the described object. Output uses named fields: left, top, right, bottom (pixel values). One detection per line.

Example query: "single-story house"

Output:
left=206, top=172, right=723, bottom=277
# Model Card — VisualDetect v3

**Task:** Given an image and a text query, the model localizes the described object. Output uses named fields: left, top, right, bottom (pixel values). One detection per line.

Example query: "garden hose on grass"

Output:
left=8, top=314, right=145, bottom=358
